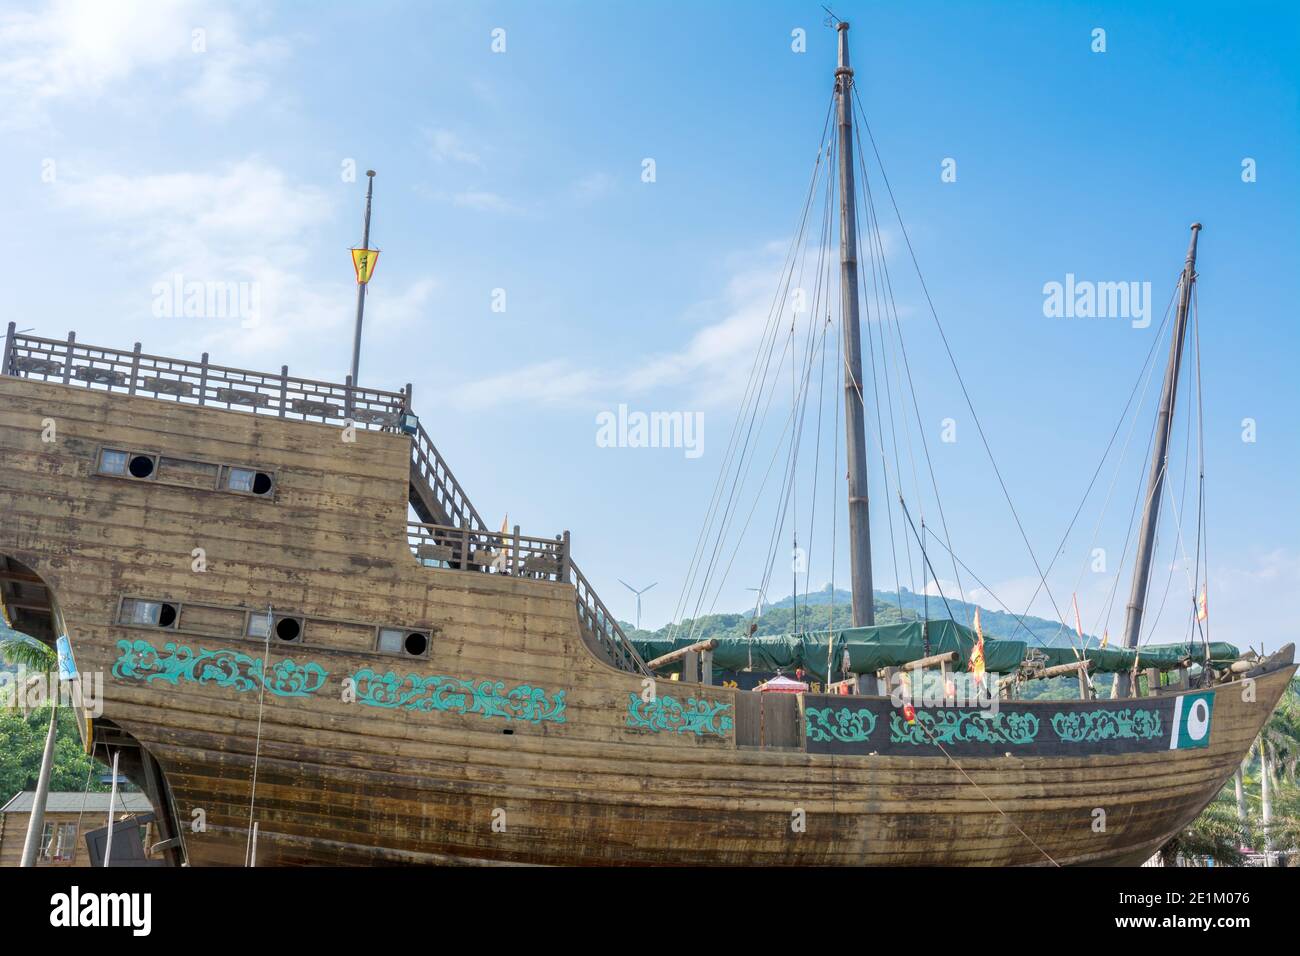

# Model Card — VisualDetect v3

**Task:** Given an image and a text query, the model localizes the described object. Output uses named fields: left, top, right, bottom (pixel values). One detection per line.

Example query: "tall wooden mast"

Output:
left=835, top=21, right=875, bottom=627
left=1120, top=223, right=1202, bottom=670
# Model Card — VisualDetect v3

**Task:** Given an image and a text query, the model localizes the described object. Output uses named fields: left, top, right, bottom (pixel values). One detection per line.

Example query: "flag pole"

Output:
left=349, top=170, right=377, bottom=387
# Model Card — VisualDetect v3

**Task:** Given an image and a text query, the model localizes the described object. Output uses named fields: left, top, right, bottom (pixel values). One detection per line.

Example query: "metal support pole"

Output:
left=349, top=170, right=376, bottom=387
left=103, top=748, right=121, bottom=866
left=18, top=699, right=58, bottom=867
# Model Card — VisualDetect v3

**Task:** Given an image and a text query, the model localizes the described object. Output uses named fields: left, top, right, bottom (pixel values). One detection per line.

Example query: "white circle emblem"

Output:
left=1186, top=698, right=1210, bottom=741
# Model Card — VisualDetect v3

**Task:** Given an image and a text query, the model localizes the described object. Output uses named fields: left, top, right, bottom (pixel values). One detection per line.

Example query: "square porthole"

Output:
left=99, top=449, right=158, bottom=480
left=377, top=627, right=430, bottom=658
left=99, top=448, right=129, bottom=476
left=248, top=612, right=304, bottom=644
left=223, top=466, right=275, bottom=497
left=119, top=598, right=178, bottom=629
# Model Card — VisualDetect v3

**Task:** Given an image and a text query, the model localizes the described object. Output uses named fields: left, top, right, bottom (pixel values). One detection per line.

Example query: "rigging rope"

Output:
left=853, top=89, right=1080, bottom=651
left=667, top=92, right=838, bottom=642
left=244, top=604, right=273, bottom=867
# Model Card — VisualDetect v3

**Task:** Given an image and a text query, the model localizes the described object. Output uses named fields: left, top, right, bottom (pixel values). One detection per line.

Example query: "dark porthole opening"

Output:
left=157, top=603, right=178, bottom=628
left=128, top=455, right=156, bottom=479
left=251, top=472, right=274, bottom=496
left=275, top=617, right=302, bottom=642
left=501, top=729, right=514, bottom=736
left=403, top=632, right=429, bottom=656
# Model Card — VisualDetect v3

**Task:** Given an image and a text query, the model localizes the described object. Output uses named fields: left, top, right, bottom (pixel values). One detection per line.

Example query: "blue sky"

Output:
left=2, top=1, right=1297, bottom=651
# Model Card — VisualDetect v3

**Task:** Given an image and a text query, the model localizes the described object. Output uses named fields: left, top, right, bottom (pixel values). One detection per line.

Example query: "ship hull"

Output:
left=1, top=374, right=1291, bottom=866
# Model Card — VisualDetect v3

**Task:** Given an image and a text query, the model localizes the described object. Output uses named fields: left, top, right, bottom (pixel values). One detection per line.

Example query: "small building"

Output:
left=0, top=791, right=157, bottom=866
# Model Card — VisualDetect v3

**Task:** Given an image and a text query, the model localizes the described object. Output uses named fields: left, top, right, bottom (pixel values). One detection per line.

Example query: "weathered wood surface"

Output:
left=0, top=810, right=158, bottom=867
left=0, top=375, right=1293, bottom=866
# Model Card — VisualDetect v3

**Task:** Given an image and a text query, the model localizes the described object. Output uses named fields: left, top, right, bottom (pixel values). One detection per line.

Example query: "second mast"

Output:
left=835, top=21, right=875, bottom=628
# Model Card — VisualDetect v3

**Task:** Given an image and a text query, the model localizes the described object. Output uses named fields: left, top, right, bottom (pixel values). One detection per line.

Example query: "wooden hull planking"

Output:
left=0, top=374, right=1292, bottom=866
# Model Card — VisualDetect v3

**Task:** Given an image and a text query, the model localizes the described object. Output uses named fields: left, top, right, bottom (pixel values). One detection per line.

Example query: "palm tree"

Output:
left=1159, top=793, right=1247, bottom=867
left=1259, top=782, right=1300, bottom=863
left=1234, top=760, right=1250, bottom=842
left=1254, top=683, right=1300, bottom=864
left=1, top=631, right=59, bottom=868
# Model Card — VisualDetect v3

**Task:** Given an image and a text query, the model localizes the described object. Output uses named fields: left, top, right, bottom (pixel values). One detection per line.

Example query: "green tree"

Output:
left=1159, top=794, right=1247, bottom=867
left=1, top=630, right=60, bottom=866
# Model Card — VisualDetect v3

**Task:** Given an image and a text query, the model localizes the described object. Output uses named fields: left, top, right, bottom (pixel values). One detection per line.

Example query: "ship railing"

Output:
left=0, top=324, right=647, bottom=677
left=408, top=521, right=568, bottom=579
left=569, top=560, right=651, bottom=676
left=408, top=419, right=488, bottom=533
left=407, top=520, right=649, bottom=676
left=1, top=325, right=407, bottom=431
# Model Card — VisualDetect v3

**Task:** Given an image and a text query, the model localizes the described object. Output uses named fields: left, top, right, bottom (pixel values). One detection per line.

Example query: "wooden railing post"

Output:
left=404, top=382, right=413, bottom=413
left=128, top=342, right=141, bottom=395
left=344, top=374, right=354, bottom=421
left=512, top=524, right=521, bottom=575
left=61, top=331, right=75, bottom=384
left=280, top=366, right=289, bottom=417
left=2, top=321, right=15, bottom=376
left=198, top=352, right=209, bottom=406
left=559, top=531, right=571, bottom=583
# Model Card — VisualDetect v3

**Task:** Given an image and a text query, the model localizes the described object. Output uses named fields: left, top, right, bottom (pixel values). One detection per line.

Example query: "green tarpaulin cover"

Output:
left=632, top=621, right=1239, bottom=683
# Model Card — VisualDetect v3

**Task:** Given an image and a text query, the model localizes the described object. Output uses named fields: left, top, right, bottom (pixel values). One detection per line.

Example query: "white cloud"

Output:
left=414, top=184, right=521, bottom=215
left=183, top=30, right=288, bottom=120
left=451, top=242, right=822, bottom=411
left=1200, top=548, right=1300, bottom=655
left=961, top=547, right=1300, bottom=655
left=456, top=359, right=608, bottom=408
left=450, top=189, right=518, bottom=214
left=54, top=158, right=437, bottom=369
left=0, top=0, right=286, bottom=130
left=571, top=171, right=614, bottom=202
left=424, top=127, right=482, bottom=166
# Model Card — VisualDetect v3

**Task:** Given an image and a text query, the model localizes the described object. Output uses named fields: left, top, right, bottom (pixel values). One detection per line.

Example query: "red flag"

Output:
left=903, top=703, right=916, bottom=724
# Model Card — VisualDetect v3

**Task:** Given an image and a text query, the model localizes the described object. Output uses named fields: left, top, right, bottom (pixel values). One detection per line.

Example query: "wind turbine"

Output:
left=619, top=580, right=657, bottom=631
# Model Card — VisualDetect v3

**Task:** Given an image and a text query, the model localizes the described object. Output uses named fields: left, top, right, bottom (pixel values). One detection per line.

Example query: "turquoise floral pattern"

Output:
left=112, top=638, right=327, bottom=698
left=626, top=694, right=733, bottom=738
left=806, top=706, right=877, bottom=743
left=890, top=709, right=1040, bottom=746
left=351, top=669, right=566, bottom=724
left=1051, top=708, right=1162, bottom=742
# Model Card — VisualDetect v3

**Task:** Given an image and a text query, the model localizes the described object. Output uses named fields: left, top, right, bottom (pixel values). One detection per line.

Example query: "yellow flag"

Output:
left=352, top=248, right=380, bottom=284
left=1072, top=593, right=1086, bottom=646
left=1197, top=587, right=1208, bottom=622
left=968, top=606, right=986, bottom=683
left=1100, top=629, right=1109, bottom=649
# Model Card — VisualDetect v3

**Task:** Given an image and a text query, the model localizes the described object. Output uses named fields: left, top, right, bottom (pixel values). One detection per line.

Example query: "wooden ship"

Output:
left=0, top=21, right=1292, bottom=866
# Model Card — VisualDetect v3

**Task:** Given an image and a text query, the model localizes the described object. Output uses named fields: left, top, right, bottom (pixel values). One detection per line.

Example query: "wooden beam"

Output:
left=0, top=570, right=44, bottom=585
left=891, top=650, right=959, bottom=671
left=644, top=639, right=718, bottom=672
left=999, top=658, right=1092, bottom=690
